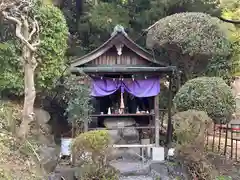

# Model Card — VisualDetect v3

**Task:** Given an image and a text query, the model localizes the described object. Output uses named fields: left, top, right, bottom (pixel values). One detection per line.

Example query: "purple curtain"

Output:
left=91, top=77, right=160, bottom=97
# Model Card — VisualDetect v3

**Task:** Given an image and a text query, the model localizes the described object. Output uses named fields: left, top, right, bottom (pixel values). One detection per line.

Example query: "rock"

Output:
left=55, top=167, right=78, bottom=180
left=121, top=127, right=139, bottom=143
left=108, top=130, right=121, bottom=144
left=38, top=134, right=55, bottom=146
left=48, top=173, right=62, bottom=180
left=39, top=146, right=60, bottom=173
left=104, top=117, right=136, bottom=128
left=40, top=123, right=52, bottom=134
left=110, top=159, right=150, bottom=176
left=34, top=108, right=51, bottom=125
left=151, top=162, right=169, bottom=180
left=150, top=161, right=189, bottom=180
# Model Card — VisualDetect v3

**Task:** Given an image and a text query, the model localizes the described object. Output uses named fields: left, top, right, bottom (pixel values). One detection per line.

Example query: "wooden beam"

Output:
left=84, top=119, right=88, bottom=132
left=70, top=66, right=177, bottom=75
left=113, top=144, right=155, bottom=148
left=154, top=93, right=160, bottom=147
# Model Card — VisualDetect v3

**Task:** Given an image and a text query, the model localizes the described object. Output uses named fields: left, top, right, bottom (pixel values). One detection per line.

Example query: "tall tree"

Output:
left=0, top=0, right=68, bottom=137
left=146, top=12, right=231, bottom=81
left=1, top=0, right=41, bottom=137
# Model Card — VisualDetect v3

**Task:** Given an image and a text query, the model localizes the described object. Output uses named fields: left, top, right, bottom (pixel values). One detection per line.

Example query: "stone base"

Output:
left=110, top=159, right=151, bottom=176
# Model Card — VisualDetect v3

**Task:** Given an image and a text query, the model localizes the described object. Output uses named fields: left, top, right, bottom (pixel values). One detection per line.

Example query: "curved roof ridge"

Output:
left=71, top=25, right=165, bottom=67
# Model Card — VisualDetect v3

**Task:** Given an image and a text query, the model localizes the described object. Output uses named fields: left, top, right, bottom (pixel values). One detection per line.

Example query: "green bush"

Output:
left=72, top=130, right=119, bottom=180
left=173, top=77, right=235, bottom=124
left=172, top=110, right=212, bottom=145
left=173, top=110, right=218, bottom=179
left=72, top=130, right=111, bottom=161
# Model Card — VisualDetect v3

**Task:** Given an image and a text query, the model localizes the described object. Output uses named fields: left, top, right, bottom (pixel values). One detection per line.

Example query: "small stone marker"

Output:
left=61, top=138, right=72, bottom=156
left=152, top=147, right=165, bottom=161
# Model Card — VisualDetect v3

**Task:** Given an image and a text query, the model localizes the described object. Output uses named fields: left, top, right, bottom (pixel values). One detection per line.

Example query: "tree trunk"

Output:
left=18, top=22, right=37, bottom=138
left=18, top=55, right=36, bottom=138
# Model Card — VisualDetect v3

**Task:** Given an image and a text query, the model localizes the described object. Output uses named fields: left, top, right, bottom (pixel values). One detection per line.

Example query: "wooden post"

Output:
left=71, top=119, right=76, bottom=166
left=166, top=74, right=173, bottom=145
left=154, top=93, right=160, bottom=147
left=84, top=118, right=88, bottom=132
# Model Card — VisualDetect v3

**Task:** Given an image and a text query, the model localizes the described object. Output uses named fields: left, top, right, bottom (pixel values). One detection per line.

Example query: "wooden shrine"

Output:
left=70, top=25, right=176, bottom=150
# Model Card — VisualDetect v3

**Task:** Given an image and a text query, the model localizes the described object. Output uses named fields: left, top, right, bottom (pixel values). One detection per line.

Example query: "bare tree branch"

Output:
left=32, top=41, right=41, bottom=48
left=219, top=16, right=240, bottom=24
left=21, top=14, right=29, bottom=29
left=2, top=11, right=37, bottom=51
left=32, top=18, right=40, bottom=47
left=0, top=0, right=16, bottom=12
left=28, top=17, right=37, bottom=41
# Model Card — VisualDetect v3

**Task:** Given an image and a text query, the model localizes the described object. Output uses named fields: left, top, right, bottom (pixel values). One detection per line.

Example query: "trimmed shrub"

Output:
left=72, top=130, right=119, bottom=180
left=173, top=77, right=235, bottom=124
left=146, top=12, right=231, bottom=80
left=173, top=110, right=218, bottom=179
left=72, top=130, right=111, bottom=162
left=173, top=110, right=212, bottom=145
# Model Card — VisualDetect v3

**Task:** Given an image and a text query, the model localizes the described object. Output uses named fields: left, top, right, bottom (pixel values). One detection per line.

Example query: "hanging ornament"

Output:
left=101, top=76, right=103, bottom=80
left=132, top=75, right=134, bottom=81
left=145, top=76, right=147, bottom=79
left=113, top=78, right=115, bottom=81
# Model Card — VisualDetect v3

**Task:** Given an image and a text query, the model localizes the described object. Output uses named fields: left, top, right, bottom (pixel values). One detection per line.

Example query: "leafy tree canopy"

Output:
left=0, top=2, right=68, bottom=95
left=89, top=2, right=130, bottom=32
left=64, top=75, right=93, bottom=125
left=35, top=3, right=68, bottom=90
left=61, top=0, right=223, bottom=57
left=146, top=12, right=231, bottom=80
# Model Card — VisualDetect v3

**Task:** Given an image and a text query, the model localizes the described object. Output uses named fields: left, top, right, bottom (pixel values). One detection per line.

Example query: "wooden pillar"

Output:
left=84, top=118, right=88, bottom=132
left=154, top=93, right=160, bottom=147
left=71, top=119, right=76, bottom=166
left=166, top=74, right=173, bottom=145
left=176, top=71, right=181, bottom=91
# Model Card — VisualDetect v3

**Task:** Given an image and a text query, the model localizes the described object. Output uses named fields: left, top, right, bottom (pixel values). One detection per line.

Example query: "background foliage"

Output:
left=35, top=3, right=68, bottom=90
left=1, top=0, right=239, bottom=95
left=221, top=0, right=240, bottom=76
left=64, top=75, right=93, bottom=125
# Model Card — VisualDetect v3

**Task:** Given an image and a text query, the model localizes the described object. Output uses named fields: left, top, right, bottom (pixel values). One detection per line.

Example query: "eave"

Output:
left=70, top=66, right=177, bottom=75
left=71, top=27, right=165, bottom=68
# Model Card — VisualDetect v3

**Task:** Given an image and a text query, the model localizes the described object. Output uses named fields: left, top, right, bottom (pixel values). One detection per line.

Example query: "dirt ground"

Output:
left=206, top=133, right=240, bottom=180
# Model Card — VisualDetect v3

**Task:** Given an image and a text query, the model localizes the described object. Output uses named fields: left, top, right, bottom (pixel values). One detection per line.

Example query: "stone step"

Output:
left=119, top=175, right=153, bottom=180
left=54, top=166, right=77, bottom=180
left=110, top=160, right=151, bottom=176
